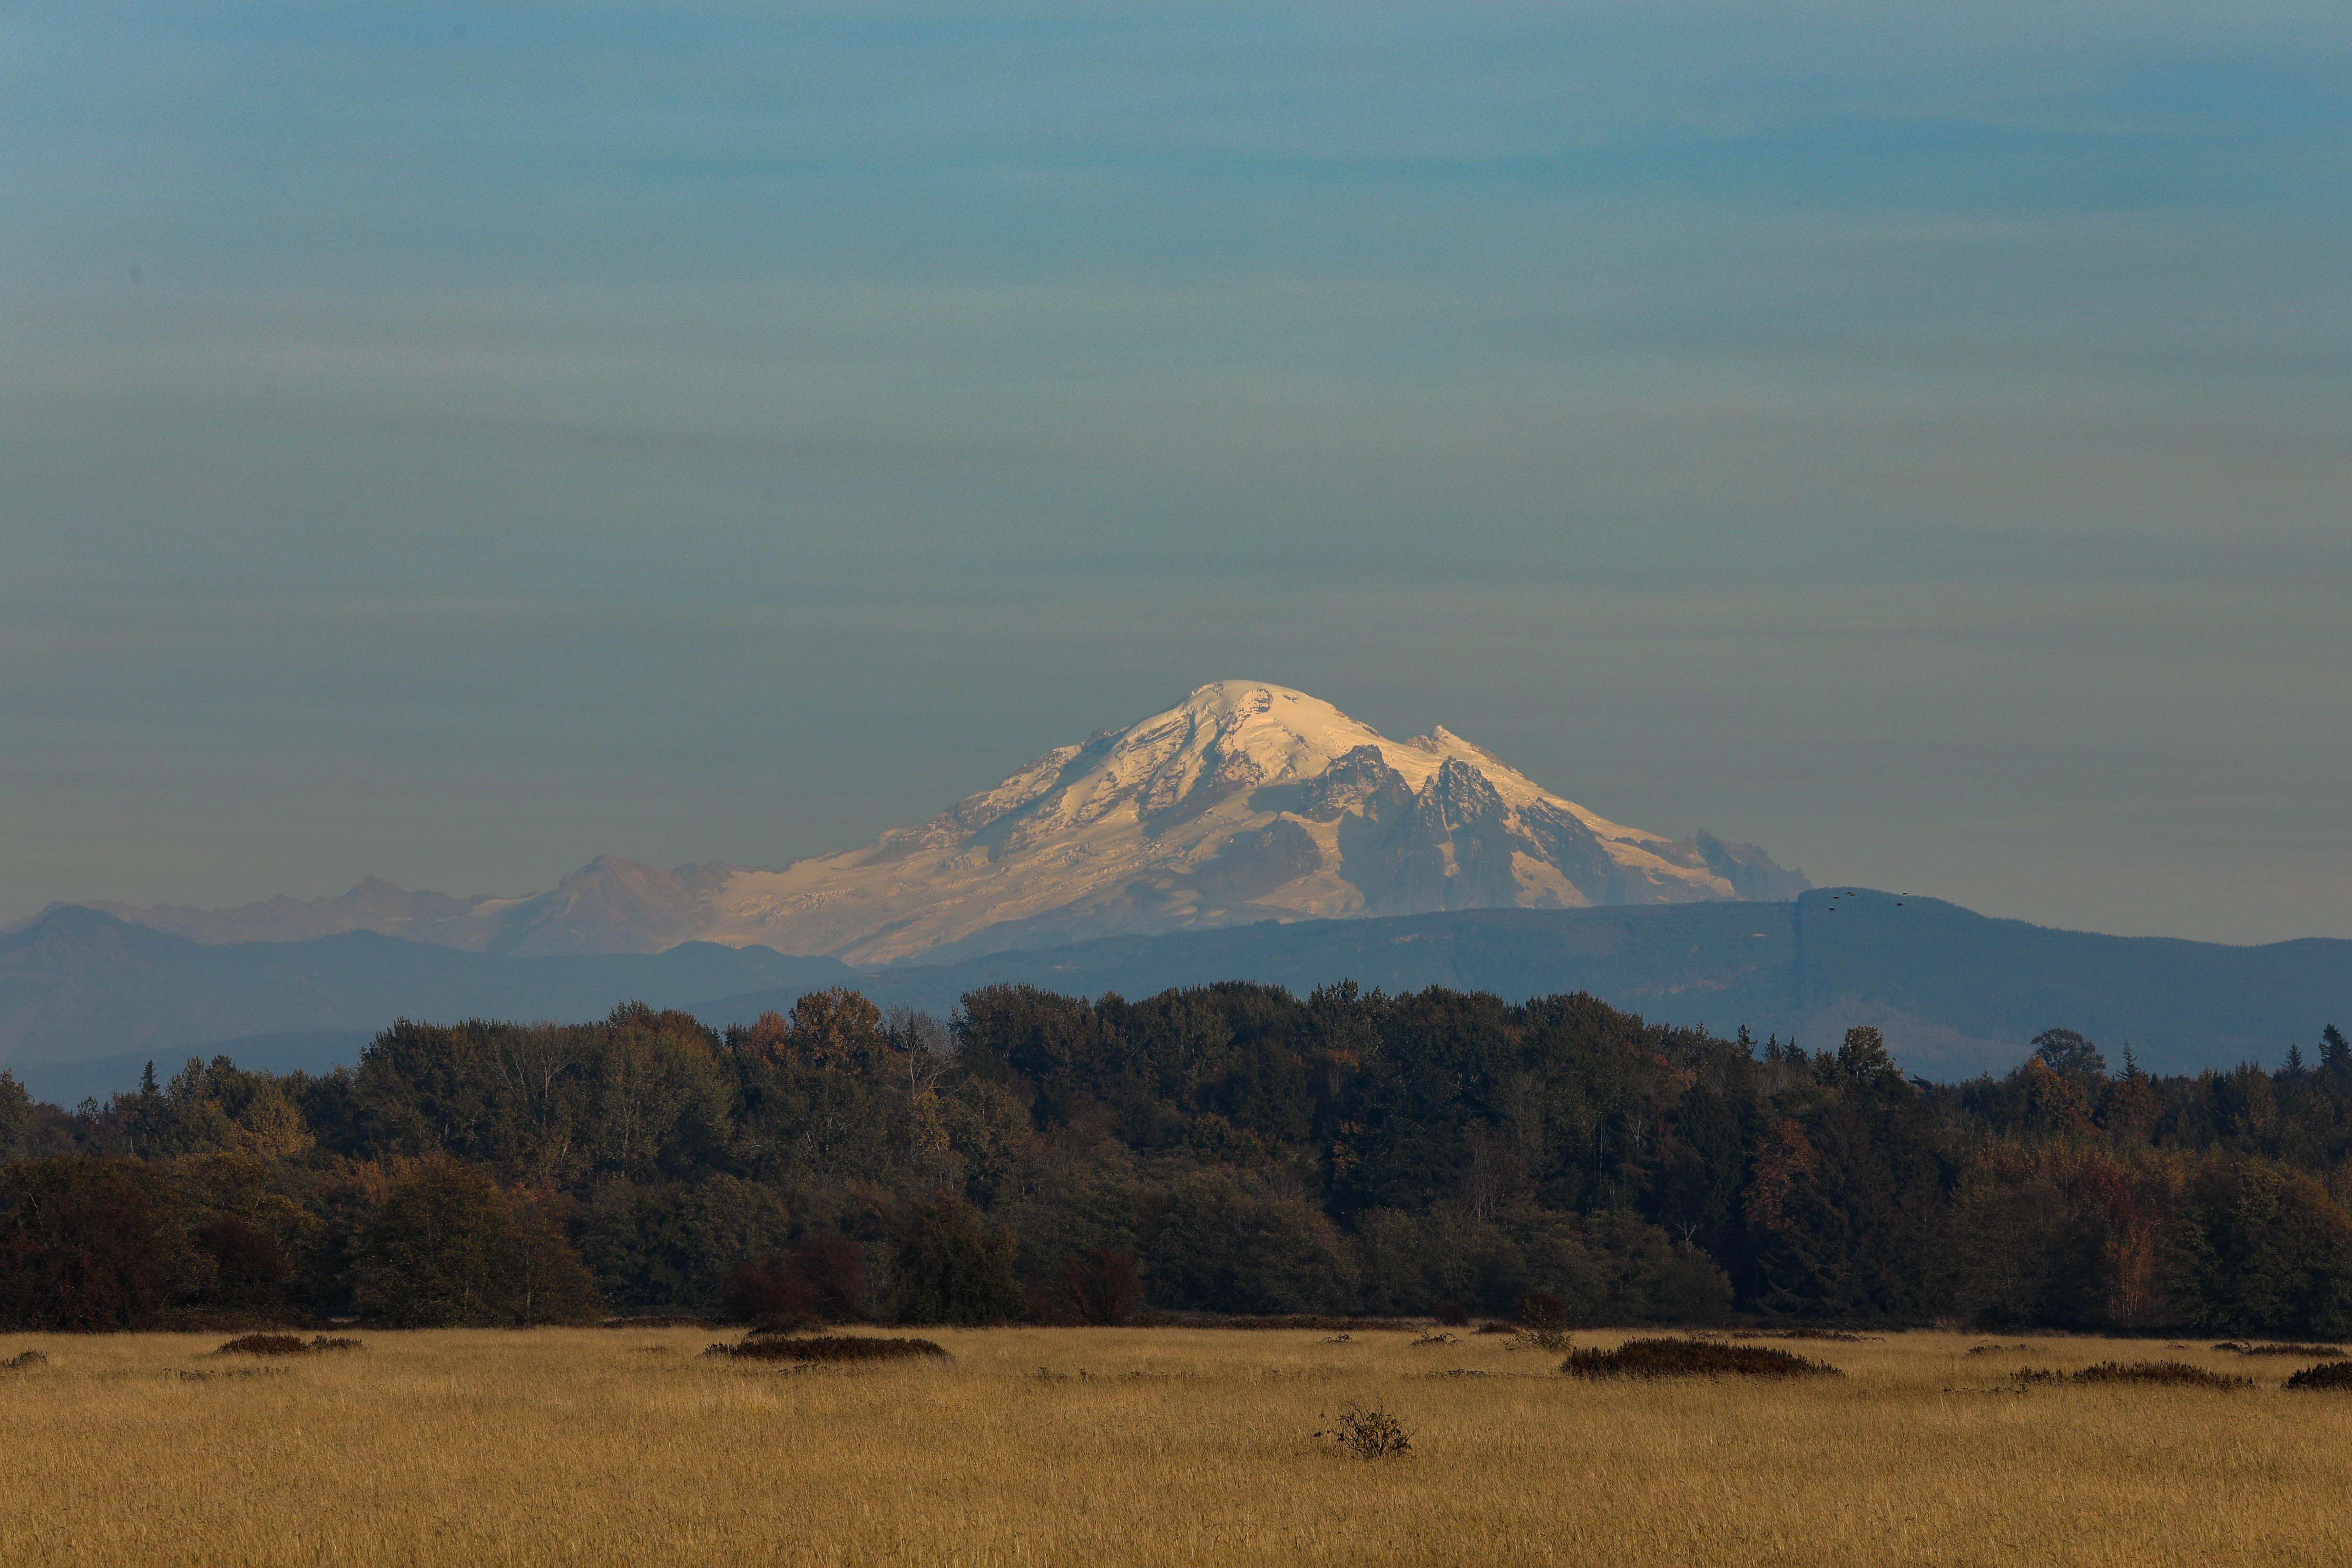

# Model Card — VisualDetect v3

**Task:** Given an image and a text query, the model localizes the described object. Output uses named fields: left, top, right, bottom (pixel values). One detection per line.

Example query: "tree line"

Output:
left=0, top=984, right=2347, bottom=1335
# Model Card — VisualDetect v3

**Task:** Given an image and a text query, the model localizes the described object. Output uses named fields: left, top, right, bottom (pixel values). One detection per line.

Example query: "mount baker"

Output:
left=75, top=682, right=1808, bottom=964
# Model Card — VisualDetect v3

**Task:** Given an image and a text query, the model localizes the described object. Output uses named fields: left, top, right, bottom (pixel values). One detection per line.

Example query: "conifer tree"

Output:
left=2321, top=1025, right=2351, bottom=1086
left=887, top=1194, right=1025, bottom=1325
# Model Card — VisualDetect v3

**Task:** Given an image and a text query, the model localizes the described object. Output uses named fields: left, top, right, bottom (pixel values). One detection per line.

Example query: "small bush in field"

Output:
left=216, top=1335, right=310, bottom=1356
left=778, top=1335, right=948, bottom=1363
left=1315, top=1403, right=1413, bottom=1459
left=1515, top=1291, right=1570, bottom=1353
left=1158, top=1315, right=1388, bottom=1331
left=1564, top=1338, right=1843, bottom=1380
left=2016, top=1361, right=2251, bottom=1389
left=2217, top=1341, right=2347, bottom=1357
left=215, top=1334, right=365, bottom=1357
left=2284, top=1360, right=2352, bottom=1390
left=1731, top=1327, right=1869, bottom=1342
left=705, top=1334, right=948, bottom=1364
left=2072, top=1360, right=2251, bottom=1388
left=2, top=1349, right=47, bottom=1370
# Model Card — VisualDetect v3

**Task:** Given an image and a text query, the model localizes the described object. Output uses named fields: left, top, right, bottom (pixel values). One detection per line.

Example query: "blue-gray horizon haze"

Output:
left=4, top=3, right=2347, bottom=945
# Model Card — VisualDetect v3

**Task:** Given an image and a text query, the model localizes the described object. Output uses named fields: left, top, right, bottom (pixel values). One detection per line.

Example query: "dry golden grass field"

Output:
left=3, top=1325, right=2349, bottom=1566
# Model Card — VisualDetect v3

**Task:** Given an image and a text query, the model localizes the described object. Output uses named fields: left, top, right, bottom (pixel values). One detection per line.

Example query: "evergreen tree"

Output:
left=2321, top=1025, right=2351, bottom=1087
left=1748, top=1030, right=1945, bottom=1318
left=351, top=1161, right=597, bottom=1327
left=2174, top=1160, right=2352, bottom=1337
left=507, top=1188, right=604, bottom=1326
left=2098, top=1045, right=2162, bottom=1140
left=1833, top=1026, right=1902, bottom=1088
left=0, top=1072, right=33, bottom=1162
left=887, top=1194, right=1026, bottom=1325
left=0, top=1158, right=191, bottom=1330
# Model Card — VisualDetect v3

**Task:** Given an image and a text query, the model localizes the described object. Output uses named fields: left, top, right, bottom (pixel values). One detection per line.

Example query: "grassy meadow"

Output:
left=2, top=1325, right=2348, bottom=1566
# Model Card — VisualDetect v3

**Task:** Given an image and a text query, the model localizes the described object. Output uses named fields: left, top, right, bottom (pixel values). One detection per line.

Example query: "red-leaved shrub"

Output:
left=724, top=1234, right=869, bottom=1324
left=1058, top=1247, right=1141, bottom=1326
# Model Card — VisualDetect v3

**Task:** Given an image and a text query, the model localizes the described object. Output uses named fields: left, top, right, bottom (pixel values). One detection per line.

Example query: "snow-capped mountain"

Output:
left=61, top=682, right=1807, bottom=962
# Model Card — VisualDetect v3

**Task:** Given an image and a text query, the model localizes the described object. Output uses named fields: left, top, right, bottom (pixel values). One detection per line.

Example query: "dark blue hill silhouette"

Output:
left=5, top=892, right=2346, bottom=1098
left=16, top=1033, right=380, bottom=1110
left=0, top=907, right=849, bottom=1098
left=699, top=888, right=2349, bottom=1077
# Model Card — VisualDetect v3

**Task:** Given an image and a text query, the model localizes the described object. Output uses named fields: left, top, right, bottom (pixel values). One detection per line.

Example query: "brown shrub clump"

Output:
left=1563, top=1338, right=1843, bottom=1380
left=2216, top=1341, right=2348, bottom=1357
left=1141, top=1315, right=1399, bottom=1331
left=215, top=1335, right=365, bottom=1357
left=2013, top=1361, right=2251, bottom=1389
left=215, top=1335, right=312, bottom=1356
left=1730, top=1328, right=1871, bottom=1342
left=2, top=1349, right=48, bottom=1370
left=2284, top=1360, right=2352, bottom=1390
left=1314, top=1403, right=1413, bottom=1459
left=601, top=1315, right=715, bottom=1329
left=1514, top=1292, right=1570, bottom=1353
left=705, top=1334, right=949, bottom=1364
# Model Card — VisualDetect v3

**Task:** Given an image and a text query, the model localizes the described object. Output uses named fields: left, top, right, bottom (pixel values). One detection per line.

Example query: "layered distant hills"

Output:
left=5, top=892, right=2346, bottom=1103
left=9, top=681, right=2342, bottom=1100
left=63, top=682, right=1808, bottom=965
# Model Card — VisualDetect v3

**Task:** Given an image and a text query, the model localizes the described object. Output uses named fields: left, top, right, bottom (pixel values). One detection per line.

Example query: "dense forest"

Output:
left=2, top=982, right=2349, bottom=1336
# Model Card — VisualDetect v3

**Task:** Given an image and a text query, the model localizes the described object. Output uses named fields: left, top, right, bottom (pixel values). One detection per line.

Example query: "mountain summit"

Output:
left=698, top=681, right=1806, bottom=962
left=64, top=682, right=1805, bottom=962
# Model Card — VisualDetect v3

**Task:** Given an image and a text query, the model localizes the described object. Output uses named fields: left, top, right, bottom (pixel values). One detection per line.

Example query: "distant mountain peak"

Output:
left=55, top=681, right=1807, bottom=962
left=703, top=681, right=1807, bottom=962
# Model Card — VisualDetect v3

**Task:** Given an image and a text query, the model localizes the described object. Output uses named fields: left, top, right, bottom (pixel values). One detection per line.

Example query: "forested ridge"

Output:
left=2, top=982, right=2349, bottom=1336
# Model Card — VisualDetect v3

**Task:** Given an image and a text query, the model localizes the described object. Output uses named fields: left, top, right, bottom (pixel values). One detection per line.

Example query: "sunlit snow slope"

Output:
left=701, top=682, right=1807, bottom=963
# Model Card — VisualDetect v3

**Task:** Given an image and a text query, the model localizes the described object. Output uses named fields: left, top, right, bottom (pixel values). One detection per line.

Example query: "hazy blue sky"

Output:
left=5, top=2, right=2348, bottom=944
